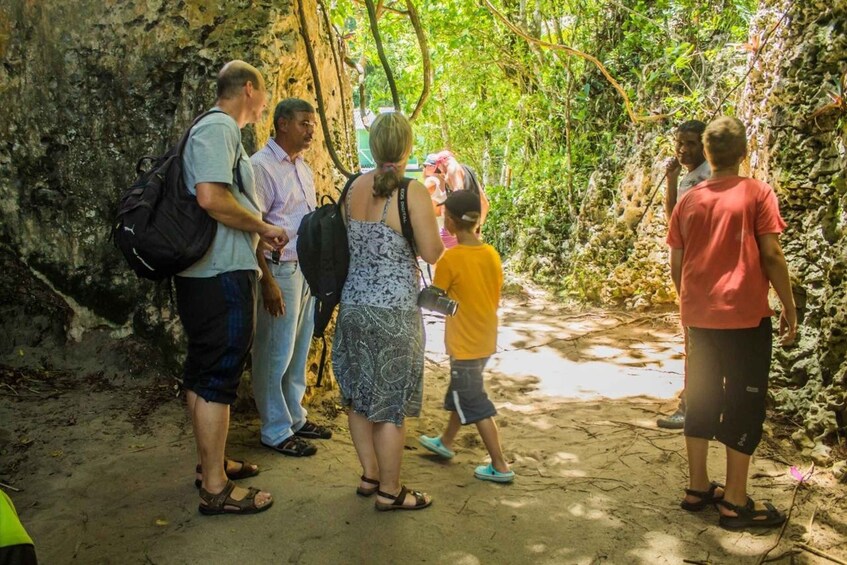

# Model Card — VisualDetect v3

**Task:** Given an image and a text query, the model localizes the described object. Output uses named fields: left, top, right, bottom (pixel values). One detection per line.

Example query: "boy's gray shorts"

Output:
left=444, top=357, right=496, bottom=425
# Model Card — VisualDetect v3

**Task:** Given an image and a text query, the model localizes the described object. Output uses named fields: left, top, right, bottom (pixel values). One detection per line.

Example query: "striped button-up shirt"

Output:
left=251, top=139, right=317, bottom=262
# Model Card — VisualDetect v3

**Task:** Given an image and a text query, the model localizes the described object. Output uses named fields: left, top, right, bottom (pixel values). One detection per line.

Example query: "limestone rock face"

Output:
left=0, top=1, right=355, bottom=363
left=739, top=0, right=847, bottom=440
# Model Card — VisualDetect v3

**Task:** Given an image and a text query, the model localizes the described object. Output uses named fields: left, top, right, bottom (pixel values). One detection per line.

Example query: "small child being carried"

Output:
left=418, top=190, right=514, bottom=483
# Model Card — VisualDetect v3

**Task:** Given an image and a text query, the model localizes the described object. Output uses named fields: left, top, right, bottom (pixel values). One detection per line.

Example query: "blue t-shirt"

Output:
left=178, top=109, right=261, bottom=277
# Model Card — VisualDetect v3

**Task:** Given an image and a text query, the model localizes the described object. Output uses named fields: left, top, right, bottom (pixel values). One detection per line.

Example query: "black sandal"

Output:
left=374, top=485, right=432, bottom=511
left=356, top=475, right=380, bottom=497
left=680, top=481, right=724, bottom=511
left=198, top=480, right=273, bottom=516
left=717, top=497, right=785, bottom=530
left=261, top=436, right=317, bottom=457
left=194, top=458, right=260, bottom=489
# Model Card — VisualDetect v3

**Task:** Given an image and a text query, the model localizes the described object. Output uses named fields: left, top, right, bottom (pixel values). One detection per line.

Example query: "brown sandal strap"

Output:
left=376, top=485, right=426, bottom=508
left=199, top=480, right=268, bottom=513
left=199, top=480, right=237, bottom=510
left=360, top=475, right=380, bottom=486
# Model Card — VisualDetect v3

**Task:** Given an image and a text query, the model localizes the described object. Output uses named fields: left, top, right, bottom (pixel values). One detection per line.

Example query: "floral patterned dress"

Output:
left=332, top=182, right=424, bottom=425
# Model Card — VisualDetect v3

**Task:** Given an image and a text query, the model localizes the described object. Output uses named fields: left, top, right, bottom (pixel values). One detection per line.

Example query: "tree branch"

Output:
left=364, top=0, right=401, bottom=110
left=296, top=0, right=353, bottom=178
left=481, top=0, right=666, bottom=124
left=405, top=0, right=431, bottom=121
left=353, top=0, right=408, bottom=16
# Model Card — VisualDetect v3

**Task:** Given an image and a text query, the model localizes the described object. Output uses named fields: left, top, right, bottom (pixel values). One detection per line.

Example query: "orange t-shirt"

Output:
left=433, top=243, right=502, bottom=359
left=667, top=176, right=786, bottom=329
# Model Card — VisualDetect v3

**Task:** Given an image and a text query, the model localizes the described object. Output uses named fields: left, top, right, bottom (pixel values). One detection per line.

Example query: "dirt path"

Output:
left=2, top=293, right=845, bottom=564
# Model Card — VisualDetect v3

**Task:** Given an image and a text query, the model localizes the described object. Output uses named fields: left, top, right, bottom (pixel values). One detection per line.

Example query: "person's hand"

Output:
left=779, top=309, right=797, bottom=346
left=260, top=224, right=288, bottom=251
left=666, top=157, right=682, bottom=179
left=261, top=278, right=285, bottom=317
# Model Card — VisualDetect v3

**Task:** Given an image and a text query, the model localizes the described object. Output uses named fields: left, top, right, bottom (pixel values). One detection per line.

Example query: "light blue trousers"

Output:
left=252, top=261, right=315, bottom=445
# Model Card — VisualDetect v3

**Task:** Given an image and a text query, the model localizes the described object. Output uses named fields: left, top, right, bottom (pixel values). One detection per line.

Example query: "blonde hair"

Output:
left=703, top=117, right=747, bottom=169
left=369, top=112, right=413, bottom=198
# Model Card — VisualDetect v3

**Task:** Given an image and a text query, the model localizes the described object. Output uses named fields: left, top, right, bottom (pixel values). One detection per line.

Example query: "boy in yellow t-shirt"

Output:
left=418, top=190, right=514, bottom=483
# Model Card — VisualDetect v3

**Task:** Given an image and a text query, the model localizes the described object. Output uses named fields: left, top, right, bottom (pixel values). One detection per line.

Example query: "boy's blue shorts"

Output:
left=444, top=357, right=496, bottom=425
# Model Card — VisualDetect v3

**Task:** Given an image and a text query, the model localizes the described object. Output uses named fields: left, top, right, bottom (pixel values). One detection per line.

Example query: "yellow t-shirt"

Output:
left=433, top=243, right=502, bottom=360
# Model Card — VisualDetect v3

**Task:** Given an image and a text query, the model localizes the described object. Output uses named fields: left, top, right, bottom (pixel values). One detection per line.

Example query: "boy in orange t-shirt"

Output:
left=418, top=190, right=514, bottom=483
left=667, top=117, right=797, bottom=530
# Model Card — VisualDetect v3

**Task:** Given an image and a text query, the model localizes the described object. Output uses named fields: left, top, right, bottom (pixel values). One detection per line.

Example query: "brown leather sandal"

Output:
left=198, top=480, right=273, bottom=516
left=374, top=485, right=431, bottom=511
left=194, top=458, right=260, bottom=489
left=356, top=475, right=380, bottom=497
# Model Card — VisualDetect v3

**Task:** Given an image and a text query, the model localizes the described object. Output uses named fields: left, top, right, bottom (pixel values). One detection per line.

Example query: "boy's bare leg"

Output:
left=719, top=445, right=772, bottom=518
left=439, top=412, right=462, bottom=451
left=684, top=436, right=716, bottom=504
left=476, top=417, right=510, bottom=473
left=348, top=410, right=379, bottom=488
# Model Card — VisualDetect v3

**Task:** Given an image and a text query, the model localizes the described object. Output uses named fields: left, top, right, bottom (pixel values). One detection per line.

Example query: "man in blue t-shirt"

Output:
left=176, top=61, right=287, bottom=516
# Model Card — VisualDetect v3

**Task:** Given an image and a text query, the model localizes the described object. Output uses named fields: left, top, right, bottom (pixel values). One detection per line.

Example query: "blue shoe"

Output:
left=418, top=435, right=455, bottom=459
left=657, top=408, right=685, bottom=430
left=474, top=463, right=515, bottom=483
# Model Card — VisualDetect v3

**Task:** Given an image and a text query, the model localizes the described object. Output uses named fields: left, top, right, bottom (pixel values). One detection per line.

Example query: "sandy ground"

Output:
left=2, top=292, right=846, bottom=565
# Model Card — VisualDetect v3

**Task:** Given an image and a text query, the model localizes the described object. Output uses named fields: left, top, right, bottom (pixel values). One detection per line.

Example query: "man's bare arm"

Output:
left=196, top=182, right=287, bottom=249
left=664, top=159, right=682, bottom=220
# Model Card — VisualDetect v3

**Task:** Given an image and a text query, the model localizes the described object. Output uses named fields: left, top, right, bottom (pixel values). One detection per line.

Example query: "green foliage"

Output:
left=333, top=0, right=755, bottom=300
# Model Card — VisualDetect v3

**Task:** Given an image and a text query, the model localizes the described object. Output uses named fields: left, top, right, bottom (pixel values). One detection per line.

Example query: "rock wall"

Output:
left=739, top=0, right=847, bottom=446
left=0, top=1, right=355, bottom=368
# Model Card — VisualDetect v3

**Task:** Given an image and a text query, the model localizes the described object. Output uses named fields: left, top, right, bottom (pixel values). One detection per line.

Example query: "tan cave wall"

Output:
left=0, top=1, right=355, bottom=375
left=739, top=0, right=847, bottom=449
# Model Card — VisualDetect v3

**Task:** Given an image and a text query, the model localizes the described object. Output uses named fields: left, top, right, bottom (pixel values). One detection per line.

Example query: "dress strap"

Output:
left=343, top=181, right=355, bottom=216
left=380, top=192, right=394, bottom=224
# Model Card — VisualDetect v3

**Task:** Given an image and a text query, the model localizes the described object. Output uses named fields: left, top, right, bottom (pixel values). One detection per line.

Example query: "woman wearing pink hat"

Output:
left=426, top=150, right=490, bottom=249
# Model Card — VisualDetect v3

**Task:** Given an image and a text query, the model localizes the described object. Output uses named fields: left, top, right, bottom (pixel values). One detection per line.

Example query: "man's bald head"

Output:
left=217, top=60, right=264, bottom=100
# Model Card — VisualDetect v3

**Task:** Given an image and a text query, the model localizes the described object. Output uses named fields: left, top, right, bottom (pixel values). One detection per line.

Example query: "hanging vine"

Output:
left=297, top=0, right=354, bottom=178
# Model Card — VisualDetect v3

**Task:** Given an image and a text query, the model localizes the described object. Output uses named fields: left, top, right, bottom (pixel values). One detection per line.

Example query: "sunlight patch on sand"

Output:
left=490, top=350, right=682, bottom=400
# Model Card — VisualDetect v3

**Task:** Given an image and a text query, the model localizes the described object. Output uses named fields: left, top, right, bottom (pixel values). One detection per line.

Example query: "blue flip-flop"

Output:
left=474, top=463, right=515, bottom=483
left=418, top=435, right=455, bottom=459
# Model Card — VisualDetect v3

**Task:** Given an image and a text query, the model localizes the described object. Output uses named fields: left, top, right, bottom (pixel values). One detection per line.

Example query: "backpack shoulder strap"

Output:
left=398, top=178, right=432, bottom=285
left=176, top=109, right=226, bottom=157
left=462, top=164, right=482, bottom=195
left=178, top=109, right=246, bottom=195
left=338, top=172, right=361, bottom=217
left=397, top=178, right=415, bottom=253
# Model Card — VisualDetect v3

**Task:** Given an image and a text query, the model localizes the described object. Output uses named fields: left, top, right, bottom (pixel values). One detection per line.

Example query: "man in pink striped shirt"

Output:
left=251, top=98, right=332, bottom=457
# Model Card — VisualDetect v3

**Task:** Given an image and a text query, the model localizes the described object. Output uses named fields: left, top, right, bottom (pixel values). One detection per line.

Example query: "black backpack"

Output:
left=297, top=175, right=414, bottom=386
left=461, top=163, right=483, bottom=196
left=112, top=110, right=242, bottom=280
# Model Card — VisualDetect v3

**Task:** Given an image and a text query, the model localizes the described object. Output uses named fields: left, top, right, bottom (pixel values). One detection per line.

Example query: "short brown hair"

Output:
left=445, top=209, right=479, bottom=233
left=703, top=117, right=747, bottom=169
left=217, top=60, right=263, bottom=100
